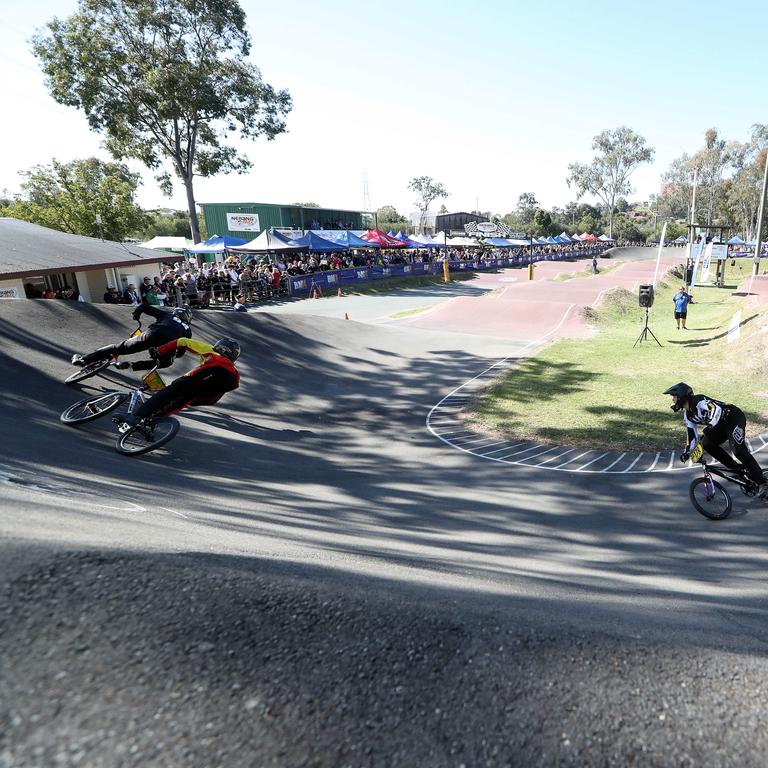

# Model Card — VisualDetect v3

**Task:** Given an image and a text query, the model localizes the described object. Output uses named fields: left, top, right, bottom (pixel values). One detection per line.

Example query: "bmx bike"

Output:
left=60, top=367, right=179, bottom=456
left=688, top=443, right=764, bottom=520
left=65, top=324, right=143, bottom=385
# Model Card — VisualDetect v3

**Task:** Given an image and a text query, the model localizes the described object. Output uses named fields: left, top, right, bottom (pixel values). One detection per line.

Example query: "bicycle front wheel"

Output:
left=64, top=359, right=111, bottom=385
left=689, top=476, right=732, bottom=520
left=61, top=392, right=128, bottom=425
left=115, top=417, right=180, bottom=456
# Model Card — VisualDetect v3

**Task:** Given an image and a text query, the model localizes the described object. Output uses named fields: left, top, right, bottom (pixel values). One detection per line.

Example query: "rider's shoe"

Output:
left=757, top=483, right=768, bottom=500
left=113, top=361, right=131, bottom=370
left=71, top=353, right=85, bottom=367
left=117, top=414, right=138, bottom=433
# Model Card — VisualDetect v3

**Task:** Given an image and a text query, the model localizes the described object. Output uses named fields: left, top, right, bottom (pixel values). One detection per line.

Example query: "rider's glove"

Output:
left=148, top=346, right=159, bottom=360
left=679, top=450, right=691, bottom=464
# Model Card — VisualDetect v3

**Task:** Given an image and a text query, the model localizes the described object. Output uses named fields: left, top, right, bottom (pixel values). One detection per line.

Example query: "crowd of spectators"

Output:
left=99, top=256, right=290, bottom=309
left=23, top=283, right=84, bottom=301
left=22, top=240, right=610, bottom=309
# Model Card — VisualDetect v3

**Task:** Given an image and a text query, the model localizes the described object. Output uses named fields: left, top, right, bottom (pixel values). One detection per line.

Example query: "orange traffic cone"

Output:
left=312, top=287, right=318, bottom=299
left=337, top=287, right=343, bottom=297
left=344, top=312, right=349, bottom=320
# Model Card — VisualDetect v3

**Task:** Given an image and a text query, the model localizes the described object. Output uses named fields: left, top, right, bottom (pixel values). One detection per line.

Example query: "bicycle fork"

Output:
left=702, top=468, right=717, bottom=501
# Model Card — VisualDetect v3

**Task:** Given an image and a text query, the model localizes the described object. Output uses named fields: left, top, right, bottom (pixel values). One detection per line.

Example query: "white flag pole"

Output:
left=652, top=221, right=667, bottom=288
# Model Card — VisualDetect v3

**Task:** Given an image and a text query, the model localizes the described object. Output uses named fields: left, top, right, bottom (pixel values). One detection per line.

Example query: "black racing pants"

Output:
left=134, top=367, right=232, bottom=420
left=81, top=330, right=163, bottom=364
left=702, top=407, right=765, bottom=485
left=83, top=329, right=176, bottom=370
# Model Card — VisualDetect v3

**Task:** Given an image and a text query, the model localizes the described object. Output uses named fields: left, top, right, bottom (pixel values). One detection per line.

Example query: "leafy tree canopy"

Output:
left=408, top=176, right=448, bottom=231
left=3, top=157, right=147, bottom=240
left=32, top=0, right=292, bottom=242
left=567, top=126, right=654, bottom=238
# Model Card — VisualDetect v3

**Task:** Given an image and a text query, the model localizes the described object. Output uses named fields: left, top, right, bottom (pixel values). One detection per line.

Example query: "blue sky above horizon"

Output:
left=1, top=0, right=766, bottom=218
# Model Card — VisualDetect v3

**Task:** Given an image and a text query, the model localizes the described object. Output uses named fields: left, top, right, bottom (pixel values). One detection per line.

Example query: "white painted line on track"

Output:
left=424, top=285, right=754, bottom=473
left=576, top=452, right=608, bottom=471
left=471, top=441, right=508, bottom=453
left=454, top=435, right=503, bottom=446
left=554, top=450, right=592, bottom=468
left=514, top=447, right=557, bottom=463
left=536, top=448, right=575, bottom=466
left=496, top=444, right=543, bottom=460
left=450, top=434, right=494, bottom=445
left=621, top=453, right=644, bottom=473
left=159, top=506, right=190, bottom=520
left=600, top=453, right=627, bottom=473
left=482, top=442, right=526, bottom=455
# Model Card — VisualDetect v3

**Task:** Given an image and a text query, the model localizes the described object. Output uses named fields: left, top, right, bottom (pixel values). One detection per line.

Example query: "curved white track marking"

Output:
left=514, top=447, right=557, bottom=463
left=158, top=506, right=190, bottom=520
left=554, top=450, right=591, bottom=468
left=426, top=295, right=768, bottom=474
left=483, top=442, right=526, bottom=455
left=473, top=441, right=507, bottom=453
left=536, top=448, right=575, bottom=467
left=621, top=453, right=644, bottom=473
left=497, top=444, right=543, bottom=460
left=577, top=452, right=608, bottom=471
left=600, top=453, right=627, bottom=472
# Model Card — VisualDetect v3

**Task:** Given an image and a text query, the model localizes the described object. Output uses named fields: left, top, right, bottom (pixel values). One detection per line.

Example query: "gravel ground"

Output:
left=2, top=552, right=768, bottom=768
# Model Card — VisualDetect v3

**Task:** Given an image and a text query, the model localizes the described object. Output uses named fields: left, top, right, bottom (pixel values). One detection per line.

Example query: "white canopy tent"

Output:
left=227, top=230, right=303, bottom=253
left=139, top=236, right=193, bottom=253
left=446, top=236, right=482, bottom=247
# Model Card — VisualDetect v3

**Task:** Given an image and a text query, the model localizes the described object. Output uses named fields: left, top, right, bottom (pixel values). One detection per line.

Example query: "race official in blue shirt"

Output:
left=672, top=286, right=694, bottom=330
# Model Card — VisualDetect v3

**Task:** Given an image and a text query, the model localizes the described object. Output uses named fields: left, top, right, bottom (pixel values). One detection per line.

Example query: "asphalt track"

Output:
left=2, top=248, right=768, bottom=767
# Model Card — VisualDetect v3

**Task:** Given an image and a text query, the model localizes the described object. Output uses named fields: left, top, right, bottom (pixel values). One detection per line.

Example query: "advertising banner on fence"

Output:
left=284, top=248, right=599, bottom=293
left=226, top=213, right=261, bottom=232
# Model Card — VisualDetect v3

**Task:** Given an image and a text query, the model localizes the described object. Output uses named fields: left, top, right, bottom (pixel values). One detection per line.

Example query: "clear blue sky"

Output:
left=1, top=0, right=766, bottom=218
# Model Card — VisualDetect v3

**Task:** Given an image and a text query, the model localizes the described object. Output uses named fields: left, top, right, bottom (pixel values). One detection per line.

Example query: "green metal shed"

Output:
left=199, top=202, right=368, bottom=241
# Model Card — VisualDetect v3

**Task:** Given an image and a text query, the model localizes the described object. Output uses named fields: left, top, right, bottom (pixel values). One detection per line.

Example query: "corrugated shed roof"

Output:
left=0, top=218, right=173, bottom=279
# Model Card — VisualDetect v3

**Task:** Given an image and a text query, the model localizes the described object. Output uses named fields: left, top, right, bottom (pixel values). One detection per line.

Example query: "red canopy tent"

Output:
left=362, top=229, right=406, bottom=247
left=580, top=232, right=598, bottom=241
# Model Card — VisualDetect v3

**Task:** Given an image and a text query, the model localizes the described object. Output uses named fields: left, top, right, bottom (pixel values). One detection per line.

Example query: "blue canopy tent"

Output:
left=290, top=231, right=347, bottom=252
left=185, top=234, right=248, bottom=260
left=483, top=237, right=515, bottom=248
left=553, top=235, right=569, bottom=244
left=558, top=232, right=572, bottom=242
left=314, top=230, right=380, bottom=248
left=228, top=229, right=303, bottom=254
left=727, top=236, right=746, bottom=245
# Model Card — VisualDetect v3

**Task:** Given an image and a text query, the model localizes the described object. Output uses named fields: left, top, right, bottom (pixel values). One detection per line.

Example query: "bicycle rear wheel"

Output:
left=61, top=392, right=128, bottom=425
left=689, top=476, right=732, bottom=520
left=65, top=359, right=111, bottom=385
left=115, top=417, right=180, bottom=456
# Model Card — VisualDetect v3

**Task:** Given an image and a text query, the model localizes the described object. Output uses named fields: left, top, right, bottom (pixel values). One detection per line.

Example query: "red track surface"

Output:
left=397, top=254, right=683, bottom=342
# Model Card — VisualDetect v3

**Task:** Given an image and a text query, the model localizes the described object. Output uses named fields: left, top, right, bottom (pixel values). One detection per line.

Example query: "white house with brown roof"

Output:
left=0, top=218, right=175, bottom=301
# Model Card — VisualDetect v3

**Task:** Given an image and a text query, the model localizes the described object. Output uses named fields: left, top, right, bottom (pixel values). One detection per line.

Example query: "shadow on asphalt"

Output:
left=2, top=300, right=768, bottom=654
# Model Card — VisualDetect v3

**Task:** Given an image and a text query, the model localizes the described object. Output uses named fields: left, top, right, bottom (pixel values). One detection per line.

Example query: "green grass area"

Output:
left=327, top=271, right=476, bottom=297
left=388, top=306, right=433, bottom=319
left=554, top=262, right=621, bottom=282
left=470, top=265, right=768, bottom=451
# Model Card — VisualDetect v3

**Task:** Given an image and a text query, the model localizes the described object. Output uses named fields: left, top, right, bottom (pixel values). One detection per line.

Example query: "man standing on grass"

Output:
left=673, top=285, right=694, bottom=330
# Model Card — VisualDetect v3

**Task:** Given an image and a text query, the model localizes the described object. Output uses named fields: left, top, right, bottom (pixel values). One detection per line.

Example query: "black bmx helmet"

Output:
left=213, top=337, right=240, bottom=362
left=173, top=306, right=193, bottom=324
left=663, top=382, right=693, bottom=412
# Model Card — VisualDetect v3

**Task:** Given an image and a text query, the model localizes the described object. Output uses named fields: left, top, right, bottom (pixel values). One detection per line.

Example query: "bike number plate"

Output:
left=141, top=370, right=166, bottom=391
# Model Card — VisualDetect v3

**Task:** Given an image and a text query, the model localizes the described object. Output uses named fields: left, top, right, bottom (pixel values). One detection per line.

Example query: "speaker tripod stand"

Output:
left=633, top=307, right=662, bottom=348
